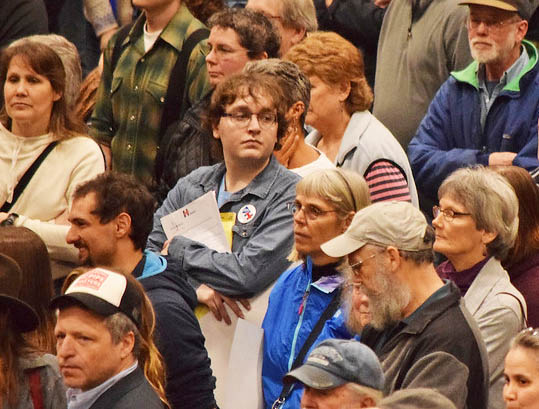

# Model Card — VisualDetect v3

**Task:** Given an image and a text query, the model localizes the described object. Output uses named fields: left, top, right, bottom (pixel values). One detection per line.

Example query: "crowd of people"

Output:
left=1, top=0, right=538, bottom=408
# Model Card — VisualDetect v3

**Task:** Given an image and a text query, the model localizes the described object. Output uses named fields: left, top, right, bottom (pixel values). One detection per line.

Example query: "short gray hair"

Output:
left=104, top=312, right=141, bottom=358
left=10, top=34, right=82, bottom=110
left=280, top=0, right=318, bottom=32
left=244, top=59, right=310, bottom=125
left=438, top=166, right=519, bottom=260
left=346, top=382, right=383, bottom=403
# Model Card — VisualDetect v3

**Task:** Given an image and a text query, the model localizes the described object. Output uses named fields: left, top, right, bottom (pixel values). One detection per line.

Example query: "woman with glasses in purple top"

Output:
left=433, top=166, right=527, bottom=409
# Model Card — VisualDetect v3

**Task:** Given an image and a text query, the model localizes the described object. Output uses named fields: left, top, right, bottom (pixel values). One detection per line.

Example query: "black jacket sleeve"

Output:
left=147, top=285, right=216, bottom=409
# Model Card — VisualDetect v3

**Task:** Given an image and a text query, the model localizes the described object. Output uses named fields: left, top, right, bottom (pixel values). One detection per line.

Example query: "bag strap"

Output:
left=1, top=142, right=58, bottom=213
left=27, top=368, right=44, bottom=409
left=158, top=28, right=209, bottom=137
left=110, top=23, right=133, bottom=73
left=498, top=291, right=529, bottom=328
left=154, top=27, right=209, bottom=180
left=273, top=288, right=342, bottom=409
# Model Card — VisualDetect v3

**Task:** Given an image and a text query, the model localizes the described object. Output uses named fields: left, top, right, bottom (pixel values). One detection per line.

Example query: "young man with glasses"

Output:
left=321, top=201, right=490, bottom=409
left=409, top=0, right=539, bottom=216
left=146, top=72, right=300, bottom=323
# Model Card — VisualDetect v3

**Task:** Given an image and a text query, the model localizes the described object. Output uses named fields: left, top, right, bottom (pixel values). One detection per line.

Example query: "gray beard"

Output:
left=364, top=267, right=410, bottom=330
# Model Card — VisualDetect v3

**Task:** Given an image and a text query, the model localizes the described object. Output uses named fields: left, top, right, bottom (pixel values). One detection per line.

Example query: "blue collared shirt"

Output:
left=66, top=361, right=138, bottom=409
left=477, top=46, right=530, bottom=131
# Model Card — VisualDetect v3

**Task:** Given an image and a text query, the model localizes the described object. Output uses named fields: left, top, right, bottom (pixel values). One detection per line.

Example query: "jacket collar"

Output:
left=451, top=40, right=538, bottom=92
left=125, top=4, right=199, bottom=53
left=198, top=155, right=286, bottom=201
left=463, top=257, right=509, bottom=315
left=335, top=111, right=372, bottom=166
left=362, top=281, right=462, bottom=350
left=398, top=281, right=461, bottom=335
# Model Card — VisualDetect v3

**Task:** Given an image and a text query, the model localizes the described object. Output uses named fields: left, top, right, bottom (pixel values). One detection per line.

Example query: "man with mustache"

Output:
left=409, top=0, right=539, bottom=216
left=320, top=201, right=489, bottom=409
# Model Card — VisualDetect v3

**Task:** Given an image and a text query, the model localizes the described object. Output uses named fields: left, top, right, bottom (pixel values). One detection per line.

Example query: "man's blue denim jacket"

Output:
left=146, top=155, right=300, bottom=297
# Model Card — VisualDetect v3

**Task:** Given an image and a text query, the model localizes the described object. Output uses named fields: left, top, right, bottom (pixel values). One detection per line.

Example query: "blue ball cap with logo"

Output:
left=283, top=338, right=385, bottom=391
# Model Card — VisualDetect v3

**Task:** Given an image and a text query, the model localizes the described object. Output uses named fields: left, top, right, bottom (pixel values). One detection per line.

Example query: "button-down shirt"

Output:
left=67, top=361, right=138, bottom=409
left=478, top=46, right=530, bottom=131
left=89, top=4, right=211, bottom=186
left=146, top=155, right=301, bottom=296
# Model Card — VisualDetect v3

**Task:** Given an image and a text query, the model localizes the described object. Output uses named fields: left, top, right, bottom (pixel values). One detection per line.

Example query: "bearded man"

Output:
left=408, top=0, right=539, bottom=215
left=321, top=201, right=489, bottom=409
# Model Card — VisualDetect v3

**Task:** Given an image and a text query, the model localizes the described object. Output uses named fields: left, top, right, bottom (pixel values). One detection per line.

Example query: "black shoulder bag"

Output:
left=1, top=142, right=58, bottom=213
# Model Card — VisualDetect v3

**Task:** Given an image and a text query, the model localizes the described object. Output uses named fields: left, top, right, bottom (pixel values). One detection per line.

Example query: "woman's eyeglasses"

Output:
left=287, top=201, right=337, bottom=221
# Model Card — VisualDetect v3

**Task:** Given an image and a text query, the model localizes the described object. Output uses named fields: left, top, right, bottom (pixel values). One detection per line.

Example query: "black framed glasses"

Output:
left=432, top=205, right=471, bottom=222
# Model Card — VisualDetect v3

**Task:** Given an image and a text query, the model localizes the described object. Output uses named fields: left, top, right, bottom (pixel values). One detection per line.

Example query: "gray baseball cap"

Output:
left=321, top=201, right=431, bottom=258
left=283, top=338, right=385, bottom=391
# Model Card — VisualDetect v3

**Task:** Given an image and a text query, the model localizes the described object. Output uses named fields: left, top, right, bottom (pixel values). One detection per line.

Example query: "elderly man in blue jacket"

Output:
left=408, top=0, right=539, bottom=214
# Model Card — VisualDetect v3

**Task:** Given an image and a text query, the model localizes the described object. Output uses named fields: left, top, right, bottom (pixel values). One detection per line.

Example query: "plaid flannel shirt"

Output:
left=89, top=4, right=211, bottom=186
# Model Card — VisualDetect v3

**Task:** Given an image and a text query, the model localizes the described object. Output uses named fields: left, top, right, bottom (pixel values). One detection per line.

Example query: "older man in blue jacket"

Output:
left=408, top=0, right=539, bottom=214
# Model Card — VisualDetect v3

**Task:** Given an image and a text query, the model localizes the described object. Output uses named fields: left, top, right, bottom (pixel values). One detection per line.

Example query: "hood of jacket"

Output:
left=139, top=255, right=198, bottom=311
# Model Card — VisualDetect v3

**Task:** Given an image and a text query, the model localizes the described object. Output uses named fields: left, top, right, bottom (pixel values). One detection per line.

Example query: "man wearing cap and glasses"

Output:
left=320, top=201, right=489, bottom=409
left=409, top=0, right=539, bottom=216
left=51, top=268, right=165, bottom=409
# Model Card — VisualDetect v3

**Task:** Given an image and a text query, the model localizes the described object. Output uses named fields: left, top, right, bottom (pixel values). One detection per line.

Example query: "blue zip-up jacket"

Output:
left=261, top=259, right=352, bottom=409
left=408, top=40, right=539, bottom=207
left=147, top=155, right=300, bottom=296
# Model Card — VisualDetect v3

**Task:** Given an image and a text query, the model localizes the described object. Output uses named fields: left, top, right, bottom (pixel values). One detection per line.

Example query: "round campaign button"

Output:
left=237, top=204, right=256, bottom=224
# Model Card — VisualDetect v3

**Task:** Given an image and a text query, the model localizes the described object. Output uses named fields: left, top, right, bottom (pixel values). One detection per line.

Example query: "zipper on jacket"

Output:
left=288, top=280, right=311, bottom=370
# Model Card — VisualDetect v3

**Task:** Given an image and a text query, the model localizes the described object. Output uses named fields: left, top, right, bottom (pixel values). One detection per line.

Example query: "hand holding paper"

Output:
left=160, top=191, right=230, bottom=253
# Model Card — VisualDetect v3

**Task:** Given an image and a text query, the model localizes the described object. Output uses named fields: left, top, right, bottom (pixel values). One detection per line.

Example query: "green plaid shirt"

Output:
left=89, top=4, right=211, bottom=186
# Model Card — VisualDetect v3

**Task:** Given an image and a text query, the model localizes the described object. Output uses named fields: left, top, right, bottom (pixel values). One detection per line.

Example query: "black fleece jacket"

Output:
left=139, top=257, right=216, bottom=409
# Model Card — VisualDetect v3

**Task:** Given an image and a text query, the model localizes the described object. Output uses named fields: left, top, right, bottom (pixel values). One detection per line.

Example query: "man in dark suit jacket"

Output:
left=51, top=268, right=165, bottom=409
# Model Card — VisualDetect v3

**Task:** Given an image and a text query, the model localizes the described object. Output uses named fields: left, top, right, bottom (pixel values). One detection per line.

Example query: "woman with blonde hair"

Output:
left=262, top=168, right=370, bottom=409
left=0, top=40, right=104, bottom=278
left=285, top=31, right=418, bottom=206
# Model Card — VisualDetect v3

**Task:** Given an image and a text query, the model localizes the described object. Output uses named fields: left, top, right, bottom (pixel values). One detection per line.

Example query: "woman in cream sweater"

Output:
left=0, top=39, right=104, bottom=278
